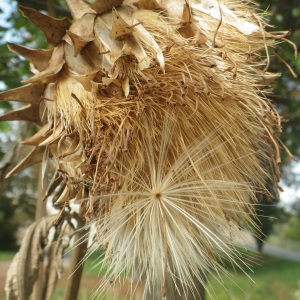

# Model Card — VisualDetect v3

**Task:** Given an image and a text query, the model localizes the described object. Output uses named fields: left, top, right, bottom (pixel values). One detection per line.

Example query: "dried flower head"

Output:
left=0, top=0, right=294, bottom=298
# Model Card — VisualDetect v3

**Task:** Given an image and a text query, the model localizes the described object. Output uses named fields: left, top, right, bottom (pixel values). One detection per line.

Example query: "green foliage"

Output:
left=283, top=216, right=300, bottom=240
left=0, top=250, right=16, bottom=260
left=0, top=194, right=19, bottom=250
left=51, top=253, right=300, bottom=300
left=257, top=0, right=300, bottom=161
left=207, top=255, right=300, bottom=300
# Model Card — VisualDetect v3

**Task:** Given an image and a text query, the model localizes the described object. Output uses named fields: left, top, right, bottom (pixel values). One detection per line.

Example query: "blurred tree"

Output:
left=250, top=0, right=300, bottom=251
left=0, top=0, right=51, bottom=250
left=0, top=194, right=19, bottom=250
left=254, top=193, right=290, bottom=252
left=257, top=0, right=300, bottom=162
left=281, top=197, right=300, bottom=241
left=283, top=216, right=300, bottom=241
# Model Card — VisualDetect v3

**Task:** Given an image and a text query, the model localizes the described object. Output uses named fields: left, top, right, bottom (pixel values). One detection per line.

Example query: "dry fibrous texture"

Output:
left=0, top=0, right=294, bottom=298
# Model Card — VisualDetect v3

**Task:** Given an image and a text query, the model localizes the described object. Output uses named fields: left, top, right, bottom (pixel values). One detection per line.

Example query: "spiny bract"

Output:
left=0, top=0, right=292, bottom=299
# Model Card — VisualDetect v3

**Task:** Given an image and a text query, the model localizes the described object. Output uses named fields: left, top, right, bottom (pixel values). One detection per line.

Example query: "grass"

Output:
left=1, top=249, right=300, bottom=299
left=0, top=250, right=16, bottom=261
left=206, top=253, right=300, bottom=300
left=65, top=249, right=300, bottom=300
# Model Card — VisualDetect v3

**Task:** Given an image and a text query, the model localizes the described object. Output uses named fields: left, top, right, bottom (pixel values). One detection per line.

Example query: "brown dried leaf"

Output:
left=41, top=171, right=63, bottom=202
left=84, top=40, right=114, bottom=71
left=7, top=43, right=53, bottom=72
left=43, top=222, right=73, bottom=300
left=24, top=44, right=65, bottom=84
left=64, top=42, right=98, bottom=76
left=133, top=0, right=162, bottom=10
left=5, top=146, right=46, bottom=178
left=66, top=31, right=92, bottom=57
left=178, top=23, right=196, bottom=39
left=0, top=104, right=41, bottom=124
left=66, top=0, right=95, bottom=20
left=39, top=121, right=64, bottom=146
left=181, top=3, right=192, bottom=23
left=109, top=7, right=134, bottom=40
left=5, top=215, right=57, bottom=300
left=66, top=13, right=96, bottom=56
left=0, top=83, right=45, bottom=104
left=73, top=73, right=96, bottom=91
left=21, top=124, right=52, bottom=145
left=91, top=0, right=123, bottom=14
left=18, top=6, right=71, bottom=46
left=54, top=184, right=78, bottom=205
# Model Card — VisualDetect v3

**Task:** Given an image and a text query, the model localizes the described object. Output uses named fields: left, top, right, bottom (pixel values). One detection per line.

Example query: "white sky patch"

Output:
left=280, top=186, right=300, bottom=209
left=280, top=162, right=300, bottom=209
left=0, top=1, right=17, bottom=28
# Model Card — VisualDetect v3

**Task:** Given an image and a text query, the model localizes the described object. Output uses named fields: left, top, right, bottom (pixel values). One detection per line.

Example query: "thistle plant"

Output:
left=0, top=0, right=296, bottom=299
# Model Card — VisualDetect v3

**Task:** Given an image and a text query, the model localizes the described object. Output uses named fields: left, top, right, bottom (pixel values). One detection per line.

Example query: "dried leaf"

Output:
left=73, top=73, right=96, bottom=91
left=39, top=122, right=64, bottom=146
left=7, top=43, right=54, bottom=72
left=133, top=0, right=162, bottom=10
left=84, top=40, right=114, bottom=71
left=5, top=146, right=45, bottom=177
left=54, top=184, right=77, bottom=205
left=66, top=0, right=95, bottom=20
left=178, top=23, right=196, bottom=39
left=43, top=222, right=73, bottom=300
left=109, top=7, right=134, bottom=40
left=66, top=13, right=96, bottom=57
left=192, top=1, right=259, bottom=35
left=41, top=171, right=63, bottom=202
left=64, top=42, right=98, bottom=76
left=0, top=104, right=41, bottom=124
left=66, top=31, right=92, bottom=57
left=0, top=83, right=45, bottom=104
left=5, top=215, right=57, bottom=300
left=21, top=124, right=52, bottom=145
left=91, top=0, right=123, bottom=15
left=18, top=6, right=71, bottom=46
left=24, top=44, right=65, bottom=84
left=133, top=20, right=165, bottom=70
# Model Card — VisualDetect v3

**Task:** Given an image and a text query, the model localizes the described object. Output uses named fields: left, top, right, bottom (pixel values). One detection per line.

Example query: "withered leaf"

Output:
left=64, top=42, right=98, bottom=76
left=0, top=104, right=41, bottom=124
left=90, top=0, right=123, bottom=15
left=0, top=83, right=45, bottom=104
left=66, top=0, right=95, bottom=20
left=133, top=0, right=163, bottom=10
left=109, top=7, right=134, bottom=40
left=21, top=123, right=52, bottom=146
left=5, top=215, right=57, bottom=299
left=18, top=5, right=71, bottom=46
left=5, top=146, right=46, bottom=178
left=66, top=13, right=96, bottom=57
left=24, top=44, right=65, bottom=84
left=7, top=43, right=54, bottom=72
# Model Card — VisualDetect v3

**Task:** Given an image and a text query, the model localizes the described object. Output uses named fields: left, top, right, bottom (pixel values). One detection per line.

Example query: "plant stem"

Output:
left=63, top=218, right=89, bottom=300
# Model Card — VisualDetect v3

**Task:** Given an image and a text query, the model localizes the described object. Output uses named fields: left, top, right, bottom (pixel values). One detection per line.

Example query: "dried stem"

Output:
left=63, top=218, right=89, bottom=300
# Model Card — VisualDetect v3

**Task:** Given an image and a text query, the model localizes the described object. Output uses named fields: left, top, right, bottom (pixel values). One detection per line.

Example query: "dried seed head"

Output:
left=0, top=0, right=293, bottom=298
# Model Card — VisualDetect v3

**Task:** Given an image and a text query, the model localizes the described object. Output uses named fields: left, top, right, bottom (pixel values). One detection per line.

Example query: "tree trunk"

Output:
left=255, top=236, right=264, bottom=253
